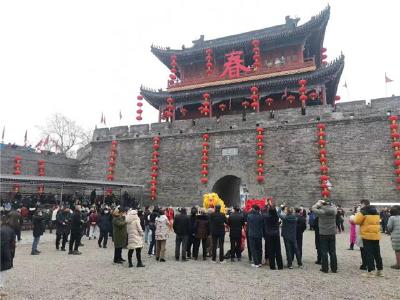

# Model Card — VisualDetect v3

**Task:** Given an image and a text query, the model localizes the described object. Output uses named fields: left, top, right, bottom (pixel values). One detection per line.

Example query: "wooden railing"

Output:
left=168, top=57, right=316, bottom=89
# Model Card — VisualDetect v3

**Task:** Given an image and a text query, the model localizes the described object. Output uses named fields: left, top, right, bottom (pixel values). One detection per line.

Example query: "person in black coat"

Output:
left=98, top=208, right=112, bottom=248
left=314, top=216, right=322, bottom=264
left=173, top=208, right=190, bottom=261
left=227, top=207, right=244, bottom=261
left=56, top=207, right=71, bottom=251
left=209, top=205, right=227, bottom=263
left=147, top=206, right=159, bottom=256
left=193, top=209, right=210, bottom=260
left=247, top=205, right=264, bottom=267
left=295, top=207, right=307, bottom=262
left=263, top=206, right=283, bottom=270
left=186, top=206, right=198, bottom=259
left=31, top=210, right=45, bottom=255
left=1, top=216, right=16, bottom=272
left=69, top=205, right=83, bottom=255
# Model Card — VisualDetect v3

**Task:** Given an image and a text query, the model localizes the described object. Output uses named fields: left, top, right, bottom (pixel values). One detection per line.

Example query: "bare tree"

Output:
left=38, top=113, right=92, bottom=158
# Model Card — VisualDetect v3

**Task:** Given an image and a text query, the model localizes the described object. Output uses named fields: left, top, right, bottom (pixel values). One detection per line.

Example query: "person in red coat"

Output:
left=166, top=206, right=175, bottom=224
left=88, top=208, right=98, bottom=240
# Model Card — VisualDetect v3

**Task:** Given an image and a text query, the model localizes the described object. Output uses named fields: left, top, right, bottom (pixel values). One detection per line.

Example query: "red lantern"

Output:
left=200, top=177, right=208, bottom=184
left=265, top=98, right=273, bottom=107
left=287, top=95, right=295, bottom=104
left=250, top=86, right=259, bottom=111
left=395, top=169, right=400, bottom=175
left=392, top=142, right=400, bottom=148
left=257, top=175, right=265, bottom=183
left=321, top=190, right=330, bottom=197
left=136, top=95, right=144, bottom=121
left=136, top=116, right=142, bottom=121
left=390, top=124, right=398, bottom=130
left=256, top=149, right=264, bottom=156
left=395, top=160, right=400, bottom=166
left=334, top=95, right=341, bottom=102
left=320, top=149, right=327, bottom=155
left=257, top=159, right=264, bottom=166
left=317, top=123, right=326, bottom=130
left=318, top=140, right=327, bottom=146
left=219, top=103, right=227, bottom=112
left=309, top=92, right=318, bottom=100
left=392, top=133, right=400, bottom=139
left=389, top=116, right=399, bottom=121
left=252, top=40, right=261, bottom=70
left=137, top=95, right=143, bottom=100
left=320, top=175, right=329, bottom=181
left=298, top=79, right=307, bottom=86
left=241, top=101, right=250, bottom=109
left=320, top=165, right=329, bottom=173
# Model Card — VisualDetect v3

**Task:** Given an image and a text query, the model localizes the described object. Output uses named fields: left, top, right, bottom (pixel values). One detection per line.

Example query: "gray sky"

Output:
left=1, top=0, right=399, bottom=146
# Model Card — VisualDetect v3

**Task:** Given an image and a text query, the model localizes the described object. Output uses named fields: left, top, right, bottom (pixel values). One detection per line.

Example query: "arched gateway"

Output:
left=211, top=175, right=241, bottom=208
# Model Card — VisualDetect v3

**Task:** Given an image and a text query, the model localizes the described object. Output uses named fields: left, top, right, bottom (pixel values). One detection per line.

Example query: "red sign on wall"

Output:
left=220, top=50, right=251, bottom=79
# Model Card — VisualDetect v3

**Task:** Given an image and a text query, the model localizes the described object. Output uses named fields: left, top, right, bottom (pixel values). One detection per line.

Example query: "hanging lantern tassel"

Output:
left=200, top=133, right=209, bottom=184
left=256, top=127, right=265, bottom=183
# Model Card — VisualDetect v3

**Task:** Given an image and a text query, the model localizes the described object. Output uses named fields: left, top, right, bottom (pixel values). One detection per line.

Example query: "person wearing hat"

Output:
left=311, top=199, right=338, bottom=273
left=69, top=205, right=83, bottom=255
left=112, top=208, right=127, bottom=264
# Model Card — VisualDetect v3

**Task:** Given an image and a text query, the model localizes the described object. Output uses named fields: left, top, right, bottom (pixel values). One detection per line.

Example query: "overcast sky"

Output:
left=1, top=0, right=399, bottom=146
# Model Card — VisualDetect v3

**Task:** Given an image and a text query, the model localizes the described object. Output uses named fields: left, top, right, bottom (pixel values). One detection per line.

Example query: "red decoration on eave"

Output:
left=200, top=133, right=210, bottom=184
left=317, top=123, right=330, bottom=199
left=287, top=95, right=295, bottom=104
left=136, top=95, right=144, bottom=121
left=218, top=103, right=227, bottom=112
left=150, top=137, right=161, bottom=200
left=388, top=115, right=400, bottom=190
left=164, top=97, right=175, bottom=122
left=252, top=39, right=261, bottom=71
left=265, top=98, right=273, bottom=108
left=256, top=127, right=265, bottom=184
left=205, top=48, right=213, bottom=76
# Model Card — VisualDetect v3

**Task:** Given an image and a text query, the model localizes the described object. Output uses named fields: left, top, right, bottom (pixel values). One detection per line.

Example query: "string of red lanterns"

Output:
left=136, top=95, right=143, bottom=121
left=321, top=48, right=328, bottom=65
left=106, top=140, right=118, bottom=195
left=150, top=137, right=160, bottom=200
left=13, top=156, right=22, bottom=193
left=298, top=79, right=308, bottom=112
left=205, top=48, right=213, bottom=76
left=37, top=160, right=45, bottom=194
left=200, top=93, right=211, bottom=116
left=169, top=55, right=177, bottom=86
left=252, top=40, right=261, bottom=71
left=317, top=123, right=330, bottom=198
left=165, top=97, right=175, bottom=121
left=250, top=86, right=259, bottom=111
left=200, top=133, right=209, bottom=184
left=389, top=115, right=400, bottom=190
left=256, top=127, right=265, bottom=183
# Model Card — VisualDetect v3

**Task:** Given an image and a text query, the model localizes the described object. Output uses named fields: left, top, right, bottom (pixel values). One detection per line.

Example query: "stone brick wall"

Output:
left=0, top=147, right=79, bottom=178
left=79, top=97, right=400, bottom=208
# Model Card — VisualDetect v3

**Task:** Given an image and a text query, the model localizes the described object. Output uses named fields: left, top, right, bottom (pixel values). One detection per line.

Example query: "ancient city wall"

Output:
left=80, top=97, right=400, bottom=208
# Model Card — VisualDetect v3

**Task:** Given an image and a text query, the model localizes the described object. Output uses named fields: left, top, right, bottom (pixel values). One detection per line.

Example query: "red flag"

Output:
left=43, top=135, right=50, bottom=146
left=35, top=139, right=43, bottom=148
left=385, top=73, right=393, bottom=83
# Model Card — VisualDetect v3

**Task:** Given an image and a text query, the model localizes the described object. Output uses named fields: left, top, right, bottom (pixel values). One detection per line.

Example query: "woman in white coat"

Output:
left=155, top=209, right=170, bottom=262
left=126, top=210, right=145, bottom=268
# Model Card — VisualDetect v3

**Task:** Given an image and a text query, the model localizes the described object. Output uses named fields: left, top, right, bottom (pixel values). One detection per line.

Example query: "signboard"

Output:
left=222, top=147, right=238, bottom=156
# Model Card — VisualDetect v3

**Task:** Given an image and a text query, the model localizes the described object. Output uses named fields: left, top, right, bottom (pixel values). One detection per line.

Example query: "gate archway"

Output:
left=211, top=175, right=241, bottom=208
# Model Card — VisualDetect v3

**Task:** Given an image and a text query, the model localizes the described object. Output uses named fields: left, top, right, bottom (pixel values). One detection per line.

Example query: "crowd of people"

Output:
left=1, top=197, right=400, bottom=280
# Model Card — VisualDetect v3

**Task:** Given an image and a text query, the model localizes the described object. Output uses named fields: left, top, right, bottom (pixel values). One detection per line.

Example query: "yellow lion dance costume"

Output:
left=203, top=193, right=226, bottom=214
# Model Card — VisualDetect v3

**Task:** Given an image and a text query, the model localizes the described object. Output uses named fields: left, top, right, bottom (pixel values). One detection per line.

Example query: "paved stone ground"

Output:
left=2, top=224, right=400, bottom=300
